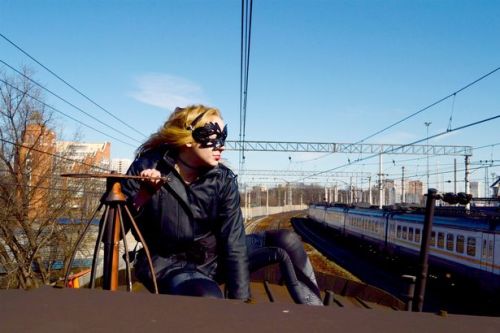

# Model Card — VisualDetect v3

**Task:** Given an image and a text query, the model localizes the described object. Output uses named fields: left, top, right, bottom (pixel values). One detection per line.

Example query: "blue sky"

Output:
left=1, top=0, right=499, bottom=193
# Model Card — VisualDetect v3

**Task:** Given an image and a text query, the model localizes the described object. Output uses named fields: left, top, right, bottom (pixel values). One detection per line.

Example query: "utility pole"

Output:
left=424, top=122, right=432, bottom=191
left=265, top=186, right=269, bottom=216
left=484, top=164, right=489, bottom=198
left=401, top=166, right=405, bottom=204
left=378, top=153, right=384, bottom=209
left=465, top=155, right=470, bottom=210
left=454, top=158, right=457, bottom=193
left=368, top=176, right=372, bottom=205
left=350, top=176, right=353, bottom=204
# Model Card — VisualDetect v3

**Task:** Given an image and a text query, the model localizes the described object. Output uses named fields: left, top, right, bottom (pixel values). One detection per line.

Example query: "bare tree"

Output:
left=0, top=68, right=101, bottom=288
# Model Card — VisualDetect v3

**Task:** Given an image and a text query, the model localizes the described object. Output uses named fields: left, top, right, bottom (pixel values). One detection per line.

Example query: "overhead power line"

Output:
left=0, top=32, right=146, bottom=139
left=297, top=112, right=500, bottom=182
left=0, top=59, right=142, bottom=144
left=354, top=66, right=500, bottom=145
left=0, top=78, right=136, bottom=148
left=473, top=142, right=500, bottom=150
left=0, top=137, right=110, bottom=172
left=239, top=0, right=253, bottom=173
left=387, top=163, right=500, bottom=182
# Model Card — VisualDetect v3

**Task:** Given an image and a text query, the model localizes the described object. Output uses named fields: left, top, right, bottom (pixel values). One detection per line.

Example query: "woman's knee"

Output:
left=174, top=278, right=224, bottom=298
left=266, top=229, right=301, bottom=250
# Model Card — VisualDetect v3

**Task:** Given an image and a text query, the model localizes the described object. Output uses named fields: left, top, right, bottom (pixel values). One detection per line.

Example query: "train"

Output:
left=307, top=203, right=500, bottom=291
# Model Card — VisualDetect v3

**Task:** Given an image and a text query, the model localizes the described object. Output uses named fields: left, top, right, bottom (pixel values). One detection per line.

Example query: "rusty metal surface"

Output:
left=60, top=172, right=167, bottom=181
left=1, top=286, right=499, bottom=333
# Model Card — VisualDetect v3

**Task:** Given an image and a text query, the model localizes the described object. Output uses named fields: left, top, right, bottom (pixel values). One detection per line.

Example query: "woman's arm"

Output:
left=217, top=174, right=250, bottom=300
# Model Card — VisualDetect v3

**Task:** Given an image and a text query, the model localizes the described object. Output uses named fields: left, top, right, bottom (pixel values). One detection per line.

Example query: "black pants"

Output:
left=135, top=252, right=222, bottom=298
left=246, top=229, right=322, bottom=305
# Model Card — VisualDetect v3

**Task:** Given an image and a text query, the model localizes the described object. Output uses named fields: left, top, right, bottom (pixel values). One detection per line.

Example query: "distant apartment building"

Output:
left=21, top=122, right=112, bottom=217
left=20, top=123, right=57, bottom=219
left=56, top=141, right=111, bottom=212
left=383, top=179, right=396, bottom=205
left=406, top=180, right=423, bottom=205
left=110, top=158, right=132, bottom=174
left=469, top=181, right=482, bottom=198
left=57, top=141, right=111, bottom=172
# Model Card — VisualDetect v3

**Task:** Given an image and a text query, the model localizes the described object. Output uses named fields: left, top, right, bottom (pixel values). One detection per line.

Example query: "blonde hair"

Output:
left=137, top=105, right=222, bottom=155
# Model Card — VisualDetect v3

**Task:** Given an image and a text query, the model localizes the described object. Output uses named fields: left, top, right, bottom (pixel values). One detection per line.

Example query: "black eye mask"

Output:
left=192, top=122, right=228, bottom=148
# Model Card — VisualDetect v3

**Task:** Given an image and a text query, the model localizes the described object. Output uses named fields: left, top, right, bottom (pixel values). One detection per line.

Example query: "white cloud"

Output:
left=130, top=74, right=208, bottom=110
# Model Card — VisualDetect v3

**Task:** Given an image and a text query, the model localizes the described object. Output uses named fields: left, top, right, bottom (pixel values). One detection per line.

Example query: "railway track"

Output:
left=293, top=217, right=500, bottom=316
left=292, top=217, right=407, bottom=299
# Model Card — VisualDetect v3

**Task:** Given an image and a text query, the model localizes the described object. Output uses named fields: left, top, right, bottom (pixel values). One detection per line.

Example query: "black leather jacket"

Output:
left=121, top=148, right=249, bottom=300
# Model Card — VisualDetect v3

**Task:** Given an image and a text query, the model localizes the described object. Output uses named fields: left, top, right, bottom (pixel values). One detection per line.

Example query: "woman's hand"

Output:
left=140, top=169, right=164, bottom=191
left=132, top=169, right=164, bottom=209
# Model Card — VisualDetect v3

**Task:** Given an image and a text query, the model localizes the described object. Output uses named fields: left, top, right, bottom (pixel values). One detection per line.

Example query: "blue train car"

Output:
left=308, top=204, right=500, bottom=290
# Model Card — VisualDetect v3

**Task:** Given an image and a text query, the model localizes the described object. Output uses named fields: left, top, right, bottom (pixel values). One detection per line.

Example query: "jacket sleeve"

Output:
left=121, top=158, right=144, bottom=215
left=117, top=158, right=144, bottom=238
left=121, top=155, right=159, bottom=216
left=217, top=174, right=250, bottom=300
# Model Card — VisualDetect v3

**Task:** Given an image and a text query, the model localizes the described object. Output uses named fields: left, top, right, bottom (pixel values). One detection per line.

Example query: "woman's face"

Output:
left=184, top=115, right=226, bottom=168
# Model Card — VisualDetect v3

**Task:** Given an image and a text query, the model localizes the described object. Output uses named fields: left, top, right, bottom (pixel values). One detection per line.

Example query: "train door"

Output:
left=480, top=232, right=495, bottom=273
left=386, top=215, right=397, bottom=247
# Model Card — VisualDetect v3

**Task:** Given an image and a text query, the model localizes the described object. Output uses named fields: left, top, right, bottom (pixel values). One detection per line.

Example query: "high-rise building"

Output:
left=57, top=141, right=111, bottom=171
left=469, top=181, right=482, bottom=198
left=383, top=179, right=396, bottom=205
left=407, top=180, right=423, bottom=205
left=21, top=122, right=57, bottom=218
left=20, top=122, right=112, bottom=217
left=110, top=158, right=132, bottom=174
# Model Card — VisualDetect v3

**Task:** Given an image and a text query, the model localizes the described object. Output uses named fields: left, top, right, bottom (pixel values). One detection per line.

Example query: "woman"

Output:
left=122, top=104, right=322, bottom=304
left=121, top=105, right=249, bottom=300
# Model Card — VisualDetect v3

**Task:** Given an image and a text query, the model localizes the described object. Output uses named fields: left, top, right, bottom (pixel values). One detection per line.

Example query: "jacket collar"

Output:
left=153, top=148, right=221, bottom=215
left=159, top=147, right=222, bottom=180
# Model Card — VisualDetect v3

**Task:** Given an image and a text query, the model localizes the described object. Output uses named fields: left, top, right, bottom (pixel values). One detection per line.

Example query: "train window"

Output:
left=437, top=232, right=445, bottom=249
left=415, top=228, right=421, bottom=243
left=430, top=231, right=436, bottom=247
left=408, top=227, right=414, bottom=242
left=402, top=226, right=407, bottom=240
left=446, top=234, right=454, bottom=251
left=456, top=235, right=464, bottom=254
left=397, top=225, right=401, bottom=238
left=482, top=239, right=494, bottom=259
left=467, top=237, right=476, bottom=257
